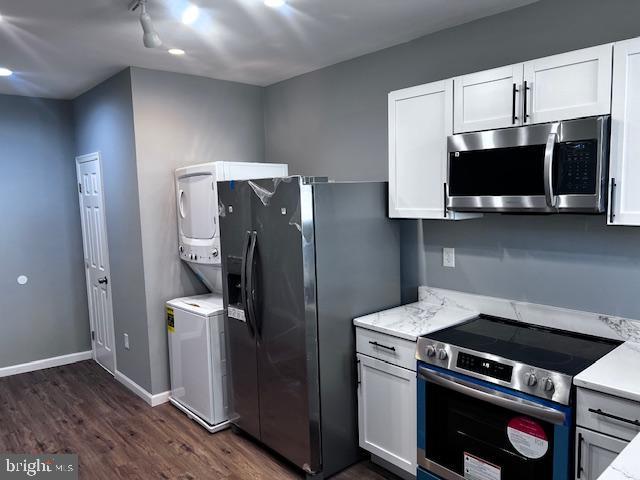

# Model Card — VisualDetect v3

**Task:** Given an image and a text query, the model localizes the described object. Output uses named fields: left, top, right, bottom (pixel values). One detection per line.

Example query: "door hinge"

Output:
left=78, top=182, right=82, bottom=193
left=91, top=331, right=95, bottom=341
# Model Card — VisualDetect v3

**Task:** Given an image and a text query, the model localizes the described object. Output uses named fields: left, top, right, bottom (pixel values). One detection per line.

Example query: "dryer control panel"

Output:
left=179, top=242, right=221, bottom=265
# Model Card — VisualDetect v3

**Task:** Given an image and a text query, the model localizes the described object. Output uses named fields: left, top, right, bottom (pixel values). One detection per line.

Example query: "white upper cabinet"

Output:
left=452, top=45, right=613, bottom=133
left=523, top=44, right=613, bottom=125
left=453, top=64, right=524, bottom=133
left=609, top=37, right=640, bottom=225
left=389, top=80, right=479, bottom=220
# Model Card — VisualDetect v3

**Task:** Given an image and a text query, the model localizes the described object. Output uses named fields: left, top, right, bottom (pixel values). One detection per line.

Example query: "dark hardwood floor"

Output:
left=0, top=361, right=396, bottom=479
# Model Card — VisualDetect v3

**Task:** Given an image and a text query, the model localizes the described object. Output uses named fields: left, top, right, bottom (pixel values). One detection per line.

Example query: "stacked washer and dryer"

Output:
left=167, top=161, right=288, bottom=432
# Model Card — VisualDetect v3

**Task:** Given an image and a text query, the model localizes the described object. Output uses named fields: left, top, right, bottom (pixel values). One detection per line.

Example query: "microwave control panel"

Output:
left=456, top=352, right=513, bottom=382
left=555, top=140, right=598, bottom=195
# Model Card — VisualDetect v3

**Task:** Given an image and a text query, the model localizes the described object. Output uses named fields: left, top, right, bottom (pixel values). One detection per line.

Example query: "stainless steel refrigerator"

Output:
left=218, top=176, right=401, bottom=478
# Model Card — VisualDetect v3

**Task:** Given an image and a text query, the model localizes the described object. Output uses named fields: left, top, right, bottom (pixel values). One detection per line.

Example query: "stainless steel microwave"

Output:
left=447, top=116, right=610, bottom=213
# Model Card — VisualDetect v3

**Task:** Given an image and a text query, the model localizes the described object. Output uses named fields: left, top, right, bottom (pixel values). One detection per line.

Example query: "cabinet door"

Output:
left=389, top=81, right=480, bottom=220
left=389, top=80, right=451, bottom=219
left=453, top=64, right=524, bottom=133
left=609, top=37, right=640, bottom=225
left=524, top=44, right=613, bottom=125
left=357, top=353, right=416, bottom=475
left=575, top=427, right=627, bottom=480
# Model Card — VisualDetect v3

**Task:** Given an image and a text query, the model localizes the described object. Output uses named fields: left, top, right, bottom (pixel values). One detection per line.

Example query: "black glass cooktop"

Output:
left=426, top=315, right=622, bottom=376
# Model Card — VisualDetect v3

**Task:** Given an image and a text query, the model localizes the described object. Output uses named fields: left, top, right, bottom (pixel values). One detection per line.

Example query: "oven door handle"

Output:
left=544, top=122, right=560, bottom=209
left=418, top=367, right=566, bottom=425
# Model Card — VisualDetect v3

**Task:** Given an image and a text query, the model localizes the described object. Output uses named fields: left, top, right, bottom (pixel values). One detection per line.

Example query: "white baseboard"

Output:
left=0, top=351, right=93, bottom=378
left=151, top=390, right=171, bottom=407
left=115, top=370, right=170, bottom=407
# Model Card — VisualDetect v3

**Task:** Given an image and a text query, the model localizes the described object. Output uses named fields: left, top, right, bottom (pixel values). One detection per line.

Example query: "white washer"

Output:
left=166, top=294, right=229, bottom=433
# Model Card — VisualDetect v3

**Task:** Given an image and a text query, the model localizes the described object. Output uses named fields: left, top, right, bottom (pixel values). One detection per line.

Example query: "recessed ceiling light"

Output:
left=264, top=0, right=286, bottom=7
left=181, top=4, right=200, bottom=25
left=0, top=67, right=13, bottom=77
left=168, top=48, right=185, bottom=56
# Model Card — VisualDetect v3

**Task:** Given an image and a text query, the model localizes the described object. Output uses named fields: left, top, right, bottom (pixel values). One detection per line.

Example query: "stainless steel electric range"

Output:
left=415, top=315, right=621, bottom=480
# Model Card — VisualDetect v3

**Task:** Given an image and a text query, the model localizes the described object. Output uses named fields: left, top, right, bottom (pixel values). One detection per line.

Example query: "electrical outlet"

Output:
left=124, top=333, right=130, bottom=350
left=443, top=248, right=456, bottom=268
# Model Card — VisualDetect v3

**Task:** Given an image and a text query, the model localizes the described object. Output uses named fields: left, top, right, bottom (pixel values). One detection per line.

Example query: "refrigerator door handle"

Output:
left=246, top=231, right=259, bottom=336
left=241, top=230, right=255, bottom=336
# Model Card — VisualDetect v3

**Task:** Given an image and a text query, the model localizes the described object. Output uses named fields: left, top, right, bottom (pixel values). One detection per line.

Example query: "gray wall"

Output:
left=129, top=67, right=265, bottom=393
left=0, top=95, right=89, bottom=368
left=265, top=0, right=640, bottom=181
left=73, top=70, right=153, bottom=391
left=264, top=0, right=640, bottom=317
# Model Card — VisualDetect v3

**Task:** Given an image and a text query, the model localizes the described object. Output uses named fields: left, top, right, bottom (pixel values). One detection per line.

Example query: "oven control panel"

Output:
left=456, top=352, right=513, bottom=382
left=416, top=338, right=574, bottom=405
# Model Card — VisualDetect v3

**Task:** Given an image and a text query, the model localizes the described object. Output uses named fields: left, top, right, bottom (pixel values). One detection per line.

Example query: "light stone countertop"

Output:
left=574, top=342, right=640, bottom=403
left=353, top=301, right=477, bottom=342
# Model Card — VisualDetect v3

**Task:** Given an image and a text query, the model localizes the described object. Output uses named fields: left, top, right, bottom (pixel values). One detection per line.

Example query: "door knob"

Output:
left=98, top=277, right=109, bottom=285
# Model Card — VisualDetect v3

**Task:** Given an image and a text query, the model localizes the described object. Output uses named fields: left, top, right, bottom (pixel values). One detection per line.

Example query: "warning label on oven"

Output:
left=464, top=452, right=501, bottom=480
left=507, top=416, right=549, bottom=459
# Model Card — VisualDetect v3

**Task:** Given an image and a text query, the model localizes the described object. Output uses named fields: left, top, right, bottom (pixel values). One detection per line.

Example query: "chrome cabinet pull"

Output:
left=369, top=341, right=396, bottom=352
left=589, top=408, right=640, bottom=427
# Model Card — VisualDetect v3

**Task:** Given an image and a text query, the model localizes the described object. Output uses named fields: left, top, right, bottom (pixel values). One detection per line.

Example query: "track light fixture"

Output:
left=129, top=0, right=162, bottom=49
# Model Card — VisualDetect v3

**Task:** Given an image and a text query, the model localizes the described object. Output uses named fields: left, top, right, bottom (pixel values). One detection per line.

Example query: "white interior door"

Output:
left=76, top=153, right=116, bottom=374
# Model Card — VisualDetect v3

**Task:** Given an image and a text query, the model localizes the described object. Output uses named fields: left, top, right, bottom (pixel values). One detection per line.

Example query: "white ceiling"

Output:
left=0, top=0, right=537, bottom=99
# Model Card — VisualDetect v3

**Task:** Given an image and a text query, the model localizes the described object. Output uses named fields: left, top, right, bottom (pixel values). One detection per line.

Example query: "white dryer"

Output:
left=167, top=294, right=228, bottom=432
left=175, top=161, right=288, bottom=292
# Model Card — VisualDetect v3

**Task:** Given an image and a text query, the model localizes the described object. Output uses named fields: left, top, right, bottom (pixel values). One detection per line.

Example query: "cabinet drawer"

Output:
left=577, top=388, right=640, bottom=441
left=356, top=327, right=417, bottom=371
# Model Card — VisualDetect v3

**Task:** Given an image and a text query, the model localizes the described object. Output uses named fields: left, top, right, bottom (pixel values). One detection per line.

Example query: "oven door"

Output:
left=417, top=365, right=572, bottom=480
left=446, top=116, right=609, bottom=214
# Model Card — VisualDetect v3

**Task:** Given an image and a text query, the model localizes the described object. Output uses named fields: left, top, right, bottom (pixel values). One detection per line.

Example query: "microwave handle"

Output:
left=544, top=123, right=560, bottom=209
left=418, top=366, right=566, bottom=425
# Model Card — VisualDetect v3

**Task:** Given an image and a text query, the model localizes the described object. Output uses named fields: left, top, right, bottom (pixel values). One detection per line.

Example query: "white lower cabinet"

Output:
left=575, top=387, right=640, bottom=479
left=357, top=352, right=416, bottom=476
left=575, top=427, right=627, bottom=480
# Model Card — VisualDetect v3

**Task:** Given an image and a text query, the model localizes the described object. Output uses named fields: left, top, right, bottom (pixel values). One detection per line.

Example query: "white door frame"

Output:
left=76, top=152, right=117, bottom=375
